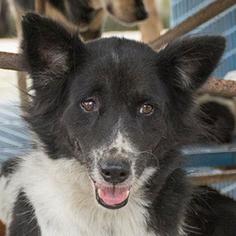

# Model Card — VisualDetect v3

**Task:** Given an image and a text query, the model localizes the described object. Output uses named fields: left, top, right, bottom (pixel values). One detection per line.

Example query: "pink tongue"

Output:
left=98, top=186, right=130, bottom=206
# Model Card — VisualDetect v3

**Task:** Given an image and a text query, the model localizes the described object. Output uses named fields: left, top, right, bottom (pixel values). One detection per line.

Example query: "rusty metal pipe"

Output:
left=150, top=0, right=236, bottom=50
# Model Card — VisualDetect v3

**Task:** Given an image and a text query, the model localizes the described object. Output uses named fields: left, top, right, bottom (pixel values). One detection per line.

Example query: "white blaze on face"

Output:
left=92, top=129, right=137, bottom=162
left=110, top=131, right=136, bottom=155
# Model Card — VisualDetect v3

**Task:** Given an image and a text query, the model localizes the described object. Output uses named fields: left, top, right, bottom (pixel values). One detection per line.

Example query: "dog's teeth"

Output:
left=97, top=188, right=102, bottom=196
left=125, top=190, right=130, bottom=198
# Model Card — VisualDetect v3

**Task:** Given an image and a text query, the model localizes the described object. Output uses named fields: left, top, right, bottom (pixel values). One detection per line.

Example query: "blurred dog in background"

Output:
left=8, top=0, right=148, bottom=41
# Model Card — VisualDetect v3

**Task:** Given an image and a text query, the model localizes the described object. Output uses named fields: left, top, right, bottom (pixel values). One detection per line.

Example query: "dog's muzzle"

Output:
left=92, top=159, right=132, bottom=209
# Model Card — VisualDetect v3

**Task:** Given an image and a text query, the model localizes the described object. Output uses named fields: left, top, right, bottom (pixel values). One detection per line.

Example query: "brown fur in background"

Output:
left=0, top=221, right=5, bottom=236
left=10, top=0, right=150, bottom=41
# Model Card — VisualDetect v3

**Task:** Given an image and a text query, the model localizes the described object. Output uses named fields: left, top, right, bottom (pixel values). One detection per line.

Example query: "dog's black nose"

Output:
left=136, top=8, right=148, bottom=21
left=99, top=159, right=131, bottom=184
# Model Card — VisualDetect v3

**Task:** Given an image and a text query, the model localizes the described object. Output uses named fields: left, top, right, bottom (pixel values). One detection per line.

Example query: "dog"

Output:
left=1, top=13, right=236, bottom=236
left=9, top=0, right=148, bottom=41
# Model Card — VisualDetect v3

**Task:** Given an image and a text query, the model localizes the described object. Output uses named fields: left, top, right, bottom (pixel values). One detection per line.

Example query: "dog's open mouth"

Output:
left=95, top=184, right=130, bottom=209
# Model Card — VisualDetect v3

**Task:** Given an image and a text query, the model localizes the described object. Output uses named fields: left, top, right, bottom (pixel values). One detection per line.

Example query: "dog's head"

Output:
left=101, top=0, right=148, bottom=24
left=22, top=14, right=225, bottom=210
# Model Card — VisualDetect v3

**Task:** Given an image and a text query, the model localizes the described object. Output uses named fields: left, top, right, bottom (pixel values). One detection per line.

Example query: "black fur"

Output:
left=197, top=101, right=235, bottom=143
left=9, top=191, right=40, bottom=236
left=186, top=186, right=236, bottom=236
left=0, top=158, right=20, bottom=177
left=63, top=0, right=99, bottom=25
left=3, top=13, right=236, bottom=236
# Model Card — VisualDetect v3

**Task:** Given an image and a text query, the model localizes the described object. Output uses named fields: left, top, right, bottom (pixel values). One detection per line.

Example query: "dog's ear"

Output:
left=21, top=13, right=85, bottom=80
left=156, top=36, right=225, bottom=92
left=21, top=13, right=87, bottom=120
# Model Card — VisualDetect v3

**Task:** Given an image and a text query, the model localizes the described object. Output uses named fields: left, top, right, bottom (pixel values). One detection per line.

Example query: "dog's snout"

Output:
left=136, top=8, right=148, bottom=21
left=99, top=159, right=131, bottom=184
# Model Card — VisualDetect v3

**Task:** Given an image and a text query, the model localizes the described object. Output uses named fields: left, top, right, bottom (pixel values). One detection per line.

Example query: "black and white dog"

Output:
left=1, top=13, right=236, bottom=236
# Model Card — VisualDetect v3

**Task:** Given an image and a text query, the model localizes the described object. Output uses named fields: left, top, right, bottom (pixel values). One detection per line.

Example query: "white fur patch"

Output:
left=109, top=130, right=135, bottom=155
left=92, top=130, right=136, bottom=160
left=1, top=149, right=157, bottom=236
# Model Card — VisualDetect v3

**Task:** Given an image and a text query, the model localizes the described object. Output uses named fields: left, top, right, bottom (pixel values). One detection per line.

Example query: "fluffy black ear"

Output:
left=21, top=13, right=84, bottom=80
left=21, top=13, right=87, bottom=125
left=21, top=14, right=87, bottom=155
left=156, top=36, right=226, bottom=92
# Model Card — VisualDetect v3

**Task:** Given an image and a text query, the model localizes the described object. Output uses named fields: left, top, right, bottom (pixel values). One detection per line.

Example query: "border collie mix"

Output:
left=1, top=13, right=236, bottom=236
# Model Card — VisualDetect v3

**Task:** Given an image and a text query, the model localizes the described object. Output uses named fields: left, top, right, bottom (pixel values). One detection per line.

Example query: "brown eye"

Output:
left=139, top=104, right=154, bottom=115
left=81, top=98, right=99, bottom=112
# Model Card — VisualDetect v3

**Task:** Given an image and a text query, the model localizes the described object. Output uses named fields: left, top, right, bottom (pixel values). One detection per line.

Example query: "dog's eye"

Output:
left=81, top=97, right=99, bottom=112
left=139, top=104, right=154, bottom=116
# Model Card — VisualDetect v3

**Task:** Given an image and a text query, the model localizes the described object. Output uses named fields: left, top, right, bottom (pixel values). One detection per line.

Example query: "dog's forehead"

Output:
left=72, top=40, right=165, bottom=99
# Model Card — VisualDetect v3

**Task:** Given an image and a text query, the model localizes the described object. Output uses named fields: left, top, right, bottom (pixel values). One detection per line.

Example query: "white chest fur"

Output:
left=16, top=152, right=156, bottom=236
